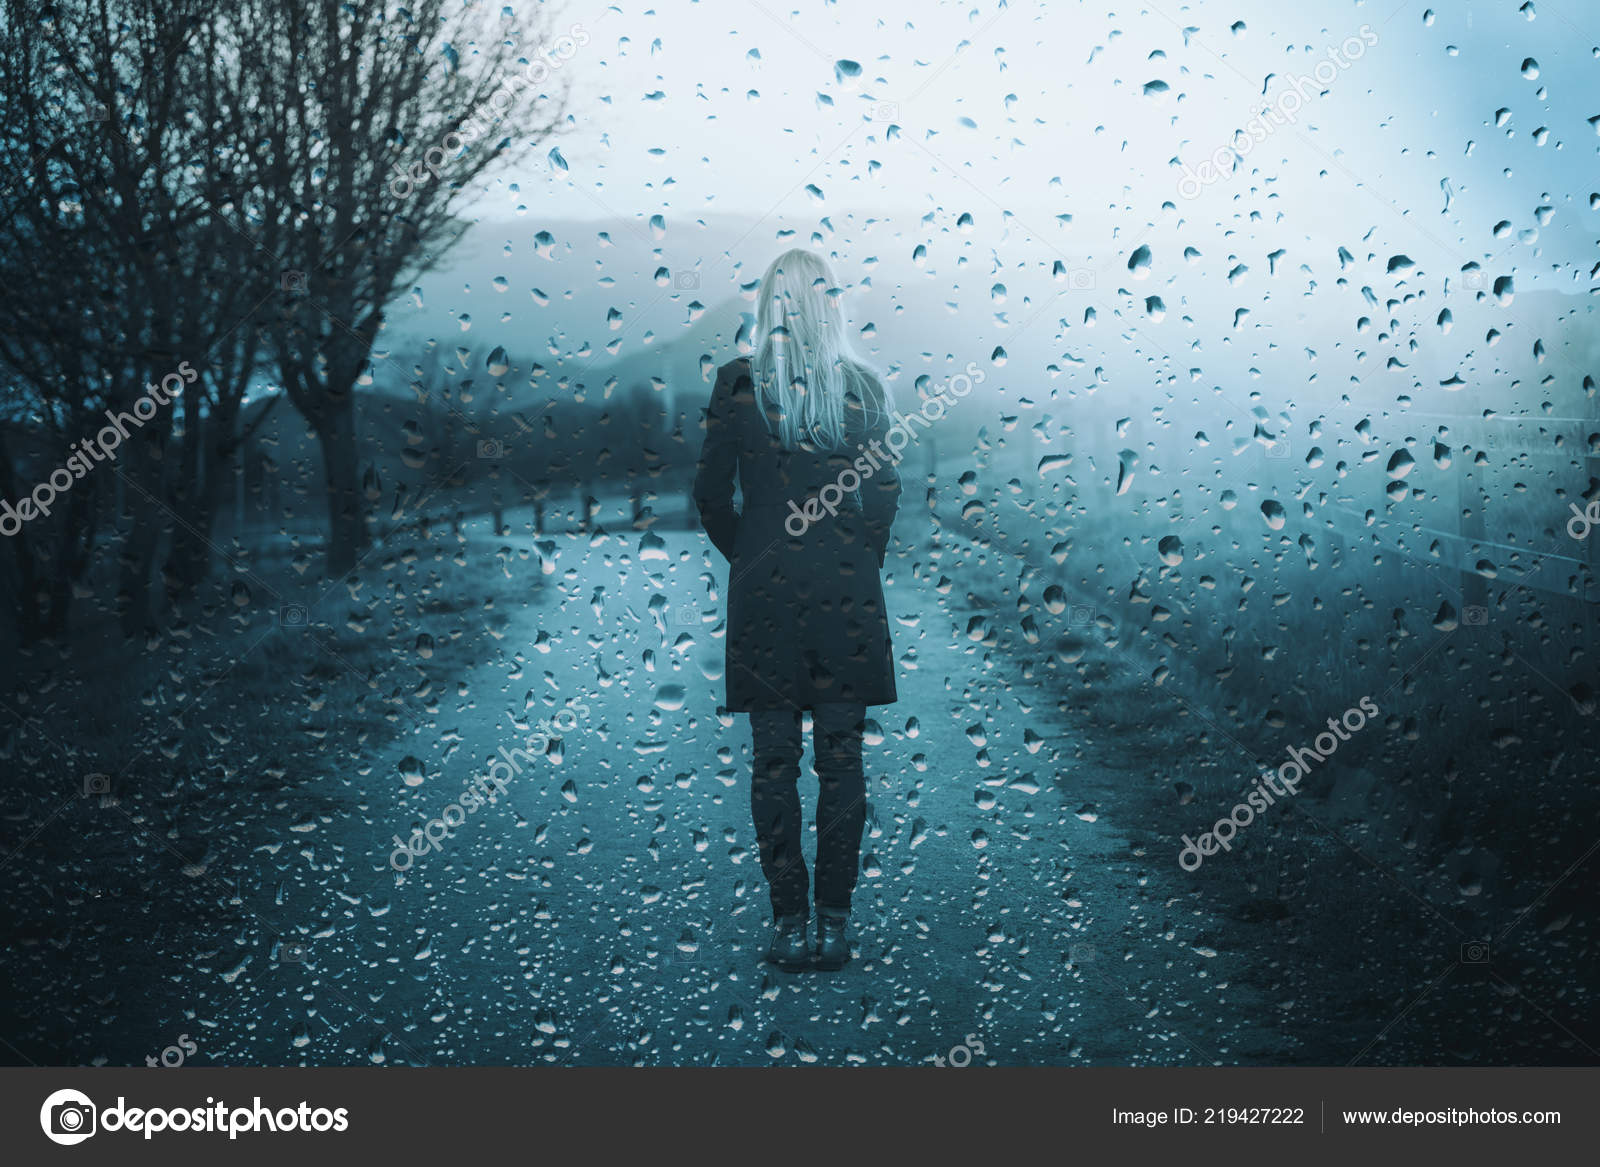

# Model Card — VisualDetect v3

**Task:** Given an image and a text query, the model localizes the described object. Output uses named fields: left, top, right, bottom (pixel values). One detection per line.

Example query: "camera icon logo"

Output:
left=82, top=773, right=111, bottom=798
left=87, top=103, right=109, bottom=124
left=1459, top=270, right=1488, bottom=291
left=279, top=603, right=308, bottom=628
left=872, top=101, right=899, bottom=122
left=477, top=438, right=506, bottom=460
left=1460, top=940, right=1490, bottom=964
left=1264, top=439, right=1292, bottom=460
left=1461, top=605, right=1488, bottom=627
left=1068, top=604, right=1097, bottom=626
left=280, top=270, right=309, bottom=293
left=40, top=1088, right=97, bottom=1145
left=1067, top=267, right=1096, bottom=291
left=278, top=939, right=309, bottom=963
left=673, top=271, right=700, bottom=290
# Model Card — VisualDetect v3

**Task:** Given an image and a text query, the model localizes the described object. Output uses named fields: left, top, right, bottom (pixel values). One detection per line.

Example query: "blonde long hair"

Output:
left=750, top=248, right=887, bottom=450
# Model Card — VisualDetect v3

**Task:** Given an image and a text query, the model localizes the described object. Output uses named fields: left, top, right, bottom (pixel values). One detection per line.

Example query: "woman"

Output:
left=693, top=248, right=901, bottom=972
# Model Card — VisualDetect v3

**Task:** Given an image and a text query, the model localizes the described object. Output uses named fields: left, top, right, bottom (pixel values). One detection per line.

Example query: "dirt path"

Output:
left=1, top=510, right=1294, bottom=1067
left=312, top=518, right=1283, bottom=1065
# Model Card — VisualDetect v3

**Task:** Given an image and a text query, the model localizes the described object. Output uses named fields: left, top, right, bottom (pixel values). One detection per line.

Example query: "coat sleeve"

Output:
left=692, top=362, right=741, bottom=560
left=862, top=423, right=901, bottom=567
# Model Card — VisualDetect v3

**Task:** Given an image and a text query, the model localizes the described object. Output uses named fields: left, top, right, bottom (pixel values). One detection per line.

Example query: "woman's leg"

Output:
left=749, top=708, right=808, bottom=917
left=811, top=702, right=867, bottom=915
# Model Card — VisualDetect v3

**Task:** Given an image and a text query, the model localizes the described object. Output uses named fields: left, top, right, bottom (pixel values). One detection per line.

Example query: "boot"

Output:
left=814, top=909, right=850, bottom=970
left=765, top=913, right=811, bottom=972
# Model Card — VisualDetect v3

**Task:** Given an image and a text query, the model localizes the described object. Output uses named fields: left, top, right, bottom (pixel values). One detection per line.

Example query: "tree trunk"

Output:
left=165, top=391, right=221, bottom=600
left=44, top=482, right=97, bottom=638
left=44, top=559, right=75, bottom=638
left=316, top=393, right=367, bottom=575
left=164, top=490, right=219, bottom=601
left=116, top=430, right=167, bottom=638
left=117, top=513, right=162, bottom=638
left=4, top=527, right=46, bottom=644
left=0, top=435, right=45, bottom=642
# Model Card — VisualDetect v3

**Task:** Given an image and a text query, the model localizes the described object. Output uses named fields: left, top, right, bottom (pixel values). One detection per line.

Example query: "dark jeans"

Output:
left=749, top=703, right=867, bottom=918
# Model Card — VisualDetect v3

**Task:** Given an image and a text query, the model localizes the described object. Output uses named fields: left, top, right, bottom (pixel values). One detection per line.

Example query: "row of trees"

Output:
left=0, top=0, right=569, bottom=640
left=403, top=341, right=688, bottom=532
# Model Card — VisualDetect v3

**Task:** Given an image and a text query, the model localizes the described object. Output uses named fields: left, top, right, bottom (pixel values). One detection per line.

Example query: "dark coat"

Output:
left=693, top=358, right=901, bottom=712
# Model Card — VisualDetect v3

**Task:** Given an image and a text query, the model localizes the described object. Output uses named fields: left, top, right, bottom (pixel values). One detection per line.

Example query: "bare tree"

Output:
left=0, top=0, right=572, bottom=642
left=253, top=0, right=570, bottom=574
left=0, top=0, right=284, bottom=636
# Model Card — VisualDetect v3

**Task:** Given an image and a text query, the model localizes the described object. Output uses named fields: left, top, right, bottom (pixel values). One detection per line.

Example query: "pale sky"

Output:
left=467, top=0, right=1599, bottom=294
